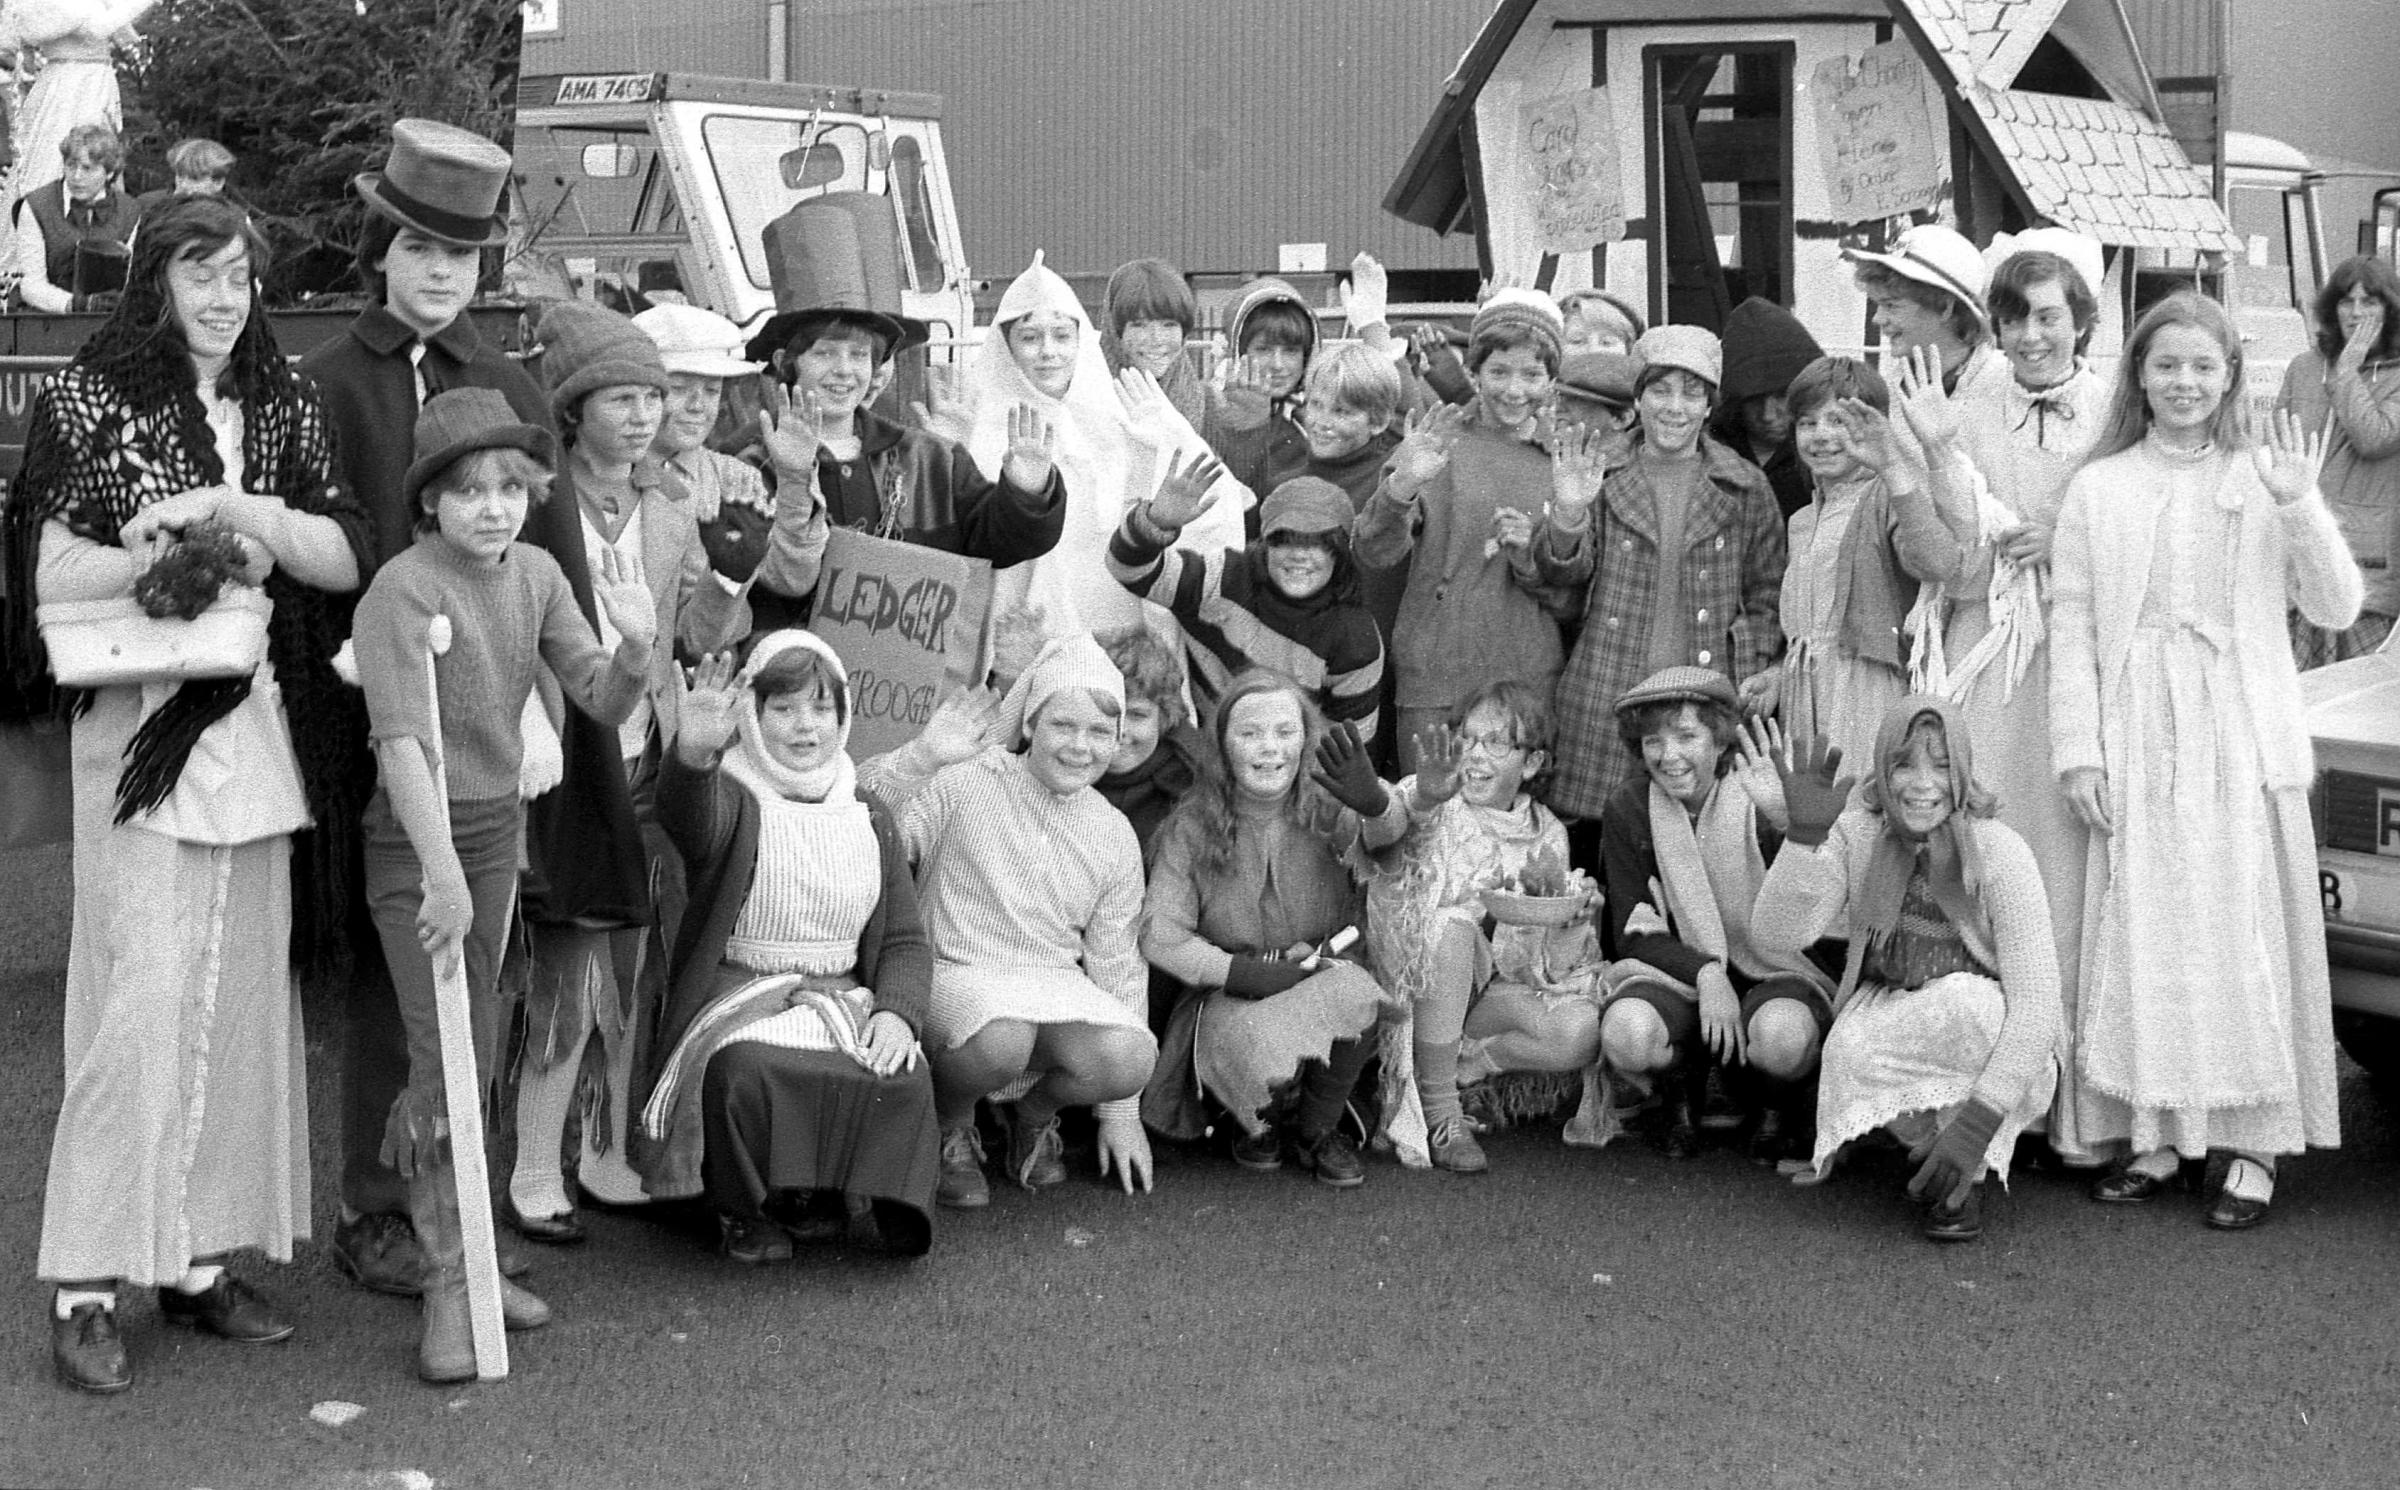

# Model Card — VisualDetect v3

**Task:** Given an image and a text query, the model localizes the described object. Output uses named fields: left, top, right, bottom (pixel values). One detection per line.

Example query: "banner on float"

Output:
left=808, top=526, right=994, bottom=760
left=1811, top=41, right=1944, bottom=224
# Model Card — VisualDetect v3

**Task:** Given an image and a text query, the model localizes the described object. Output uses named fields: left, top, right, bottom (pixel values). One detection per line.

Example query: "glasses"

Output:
left=1458, top=730, right=1521, bottom=758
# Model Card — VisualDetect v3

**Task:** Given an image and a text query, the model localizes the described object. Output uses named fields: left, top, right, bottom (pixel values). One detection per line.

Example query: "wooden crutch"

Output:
left=420, top=612, right=508, bottom=1380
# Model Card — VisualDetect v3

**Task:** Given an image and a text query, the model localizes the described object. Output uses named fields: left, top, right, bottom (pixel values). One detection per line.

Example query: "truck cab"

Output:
left=509, top=72, right=977, bottom=357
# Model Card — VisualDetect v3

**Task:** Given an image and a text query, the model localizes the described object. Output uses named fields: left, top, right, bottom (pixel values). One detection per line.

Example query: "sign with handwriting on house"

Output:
left=1519, top=88, right=1625, bottom=255
left=1811, top=42, right=1943, bottom=223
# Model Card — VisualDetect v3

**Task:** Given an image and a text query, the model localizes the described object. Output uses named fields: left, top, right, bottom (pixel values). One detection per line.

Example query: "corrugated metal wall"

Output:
left=527, top=0, right=1488, bottom=279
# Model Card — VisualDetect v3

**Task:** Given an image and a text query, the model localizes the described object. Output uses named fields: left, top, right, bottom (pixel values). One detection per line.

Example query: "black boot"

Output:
left=1661, top=1062, right=1705, bottom=1160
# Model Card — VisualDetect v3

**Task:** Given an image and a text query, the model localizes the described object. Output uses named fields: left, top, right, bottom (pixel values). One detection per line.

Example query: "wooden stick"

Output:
left=422, top=616, right=508, bottom=1381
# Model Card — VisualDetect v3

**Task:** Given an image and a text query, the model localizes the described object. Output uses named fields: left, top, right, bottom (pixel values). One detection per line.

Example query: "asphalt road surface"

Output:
left=4, top=838, right=2398, bottom=1490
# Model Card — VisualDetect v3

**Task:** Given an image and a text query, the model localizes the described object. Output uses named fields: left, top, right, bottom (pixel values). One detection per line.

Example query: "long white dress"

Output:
left=0, top=0, right=152, bottom=204
left=2052, top=438, right=2359, bottom=1159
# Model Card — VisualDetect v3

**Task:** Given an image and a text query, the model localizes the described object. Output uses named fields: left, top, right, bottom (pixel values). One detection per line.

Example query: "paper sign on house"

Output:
left=1520, top=87, right=1626, bottom=255
left=808, top=526, right=995, bottom=760
left=1811, top=41, right=1944, bottom=223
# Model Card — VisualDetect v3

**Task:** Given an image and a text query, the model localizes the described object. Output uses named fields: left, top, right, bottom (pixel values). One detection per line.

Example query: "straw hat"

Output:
left=1843, top=224, right=1991, bottom=328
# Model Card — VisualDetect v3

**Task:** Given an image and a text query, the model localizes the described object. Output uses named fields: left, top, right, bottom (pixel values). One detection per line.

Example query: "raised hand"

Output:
left=1002, top=402, right=1058, bottom=490
left=675, top=650, right=743, bottom=763
left=2251, top=407, right=2324, bottom=506
left=592, top=544, right=658, bottom=650
left=1730, top=711, right=1789, bottom=828
left=917, top=681, right=1006, bottom=768
left=1412, top=724, right=1465, bottom=807
left=1893, top=344, right=1959, bottom=455
left=1549, top=423, right=1608, bottom=517
left=1830, top=396, right=1898, bottom=472
left=1340, top=251, right=1389, bottom=332
left=907, top=363, right=961, bottom=435
left=1115, top=365, right=1174, bottom=429
left=1389, top=403, right=1462, bottom=494
left=1145, top=447, right=1227, bottom=532
left=758, top=380, right=825, bottom=486
left=1774, top=731, right=1854, bottom=846
left=1215, top=355, right=1278, bottom=432
left=1310, top=721, right=1390, bottom=817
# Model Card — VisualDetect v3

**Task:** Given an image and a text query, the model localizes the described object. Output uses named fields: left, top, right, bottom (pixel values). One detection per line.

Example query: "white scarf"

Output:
left=1639, top=777, right=1830, bottom=992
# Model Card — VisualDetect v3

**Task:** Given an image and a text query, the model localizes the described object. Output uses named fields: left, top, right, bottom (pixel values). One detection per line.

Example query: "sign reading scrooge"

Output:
left=1811, top=41, right=1944, bottom=223
left=1519, top=88, right=1625, bottom=255
left=808, top=527, right=995, bottom=760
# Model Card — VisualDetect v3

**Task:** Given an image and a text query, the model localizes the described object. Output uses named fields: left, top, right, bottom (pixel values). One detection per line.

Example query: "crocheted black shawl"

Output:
left=2, top=357, right=372, bottom=973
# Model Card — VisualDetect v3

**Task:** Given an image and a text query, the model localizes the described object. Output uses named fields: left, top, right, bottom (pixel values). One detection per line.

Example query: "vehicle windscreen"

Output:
left=512, top=120, right=688, bottom=306
left=701, top=115, right=870, bottom=290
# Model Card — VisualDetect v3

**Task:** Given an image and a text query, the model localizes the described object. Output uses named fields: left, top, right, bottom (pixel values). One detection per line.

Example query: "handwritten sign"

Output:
left=1519, top=88, right=1625, bottom=255
left=809, top=526, right=993, bottom=760
left=1811, top=42, right=1943, bottom=223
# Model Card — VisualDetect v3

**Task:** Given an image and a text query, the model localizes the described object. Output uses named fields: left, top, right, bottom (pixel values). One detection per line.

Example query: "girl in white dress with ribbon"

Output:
left=2053, top=292, right=2362, bottom=1230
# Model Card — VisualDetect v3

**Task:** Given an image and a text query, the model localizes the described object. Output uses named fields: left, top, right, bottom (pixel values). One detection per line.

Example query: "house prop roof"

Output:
left=1385, top=0, right=2240, bottom=254
left=1889, top=0, right=2241, bottom=251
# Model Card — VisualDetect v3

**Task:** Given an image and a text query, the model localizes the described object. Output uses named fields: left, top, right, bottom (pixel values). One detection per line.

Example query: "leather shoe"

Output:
left=1662, top=1108, right=1702, bottom=1161
left=2090, top=1167, right=2173, bottom=1204
left=1230, top=1128, right=1285, bottom=1172
left=504, top=1198, right=586, bottom=1246
left=330, top=1211, right=427, bottom=1297
left=1921, top=1184, right=1984, bottom=1243
left=2206, top=1190, right=2272, bottom=1231
left=1746, top=1108, right=1794, bottom=1165
left=1294, top=1128, right=1366, bottom=1188
left=159, top=1275, right=295, bottom=1344
left=500, top=1278, right=553, bottom=1331
left=52, top=1301, right=131, bottom=1394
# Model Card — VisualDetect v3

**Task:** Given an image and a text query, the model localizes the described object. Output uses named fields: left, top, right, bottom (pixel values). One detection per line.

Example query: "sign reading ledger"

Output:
left=808, top=527, right=994, bottom=759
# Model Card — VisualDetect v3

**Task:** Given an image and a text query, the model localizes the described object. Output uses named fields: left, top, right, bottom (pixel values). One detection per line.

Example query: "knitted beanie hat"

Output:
left=1717, top=298, right=1825, bottom=405
left=539, top=299, right=671, bottom=422
left=1471, top=288, right=1565, bottom=366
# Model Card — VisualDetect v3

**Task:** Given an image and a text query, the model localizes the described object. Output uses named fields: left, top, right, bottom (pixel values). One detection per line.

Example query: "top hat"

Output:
left=745, top=195, right=926, bottom=364
left=353, top=118, right=512, bottom=249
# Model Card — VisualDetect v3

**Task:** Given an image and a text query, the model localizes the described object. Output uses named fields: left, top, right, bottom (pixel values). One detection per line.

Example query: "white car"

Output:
left=2302, top=636, right=2400, bottom=1082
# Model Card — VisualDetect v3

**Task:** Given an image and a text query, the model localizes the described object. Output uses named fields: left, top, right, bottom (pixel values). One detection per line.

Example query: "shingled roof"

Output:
left=1889, top=0, right=2239, bottom=252
left=1961, top=84, right=2244, bottom=250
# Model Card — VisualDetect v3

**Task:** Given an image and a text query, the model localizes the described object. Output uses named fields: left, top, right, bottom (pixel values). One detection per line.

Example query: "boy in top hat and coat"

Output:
left=303, top=118, right=650, bottom=1299
left=742, top=201, right=1064, bottom=632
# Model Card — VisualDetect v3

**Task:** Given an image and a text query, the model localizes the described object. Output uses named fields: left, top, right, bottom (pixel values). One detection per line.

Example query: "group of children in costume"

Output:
left=22, top=111, right=2373, bottom=1397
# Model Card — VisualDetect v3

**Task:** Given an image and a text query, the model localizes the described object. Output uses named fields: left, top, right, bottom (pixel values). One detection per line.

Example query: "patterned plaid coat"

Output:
left=1534, top=435, right=1786, bottom=819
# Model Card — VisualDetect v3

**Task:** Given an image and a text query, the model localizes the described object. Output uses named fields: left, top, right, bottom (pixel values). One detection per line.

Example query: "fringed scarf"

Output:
left=1643, top=775, right=1831, bottom=992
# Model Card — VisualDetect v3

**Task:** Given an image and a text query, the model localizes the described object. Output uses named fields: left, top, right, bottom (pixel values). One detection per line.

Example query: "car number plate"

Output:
left=2322, top=852, right=2400, bottom=931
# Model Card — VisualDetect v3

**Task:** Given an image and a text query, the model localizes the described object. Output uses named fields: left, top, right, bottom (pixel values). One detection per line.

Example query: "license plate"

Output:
left=2321, top=852, right=2400, bottom=930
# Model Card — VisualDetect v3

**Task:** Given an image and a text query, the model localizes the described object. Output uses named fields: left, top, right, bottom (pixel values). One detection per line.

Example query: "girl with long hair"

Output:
left=1139, top=671, right=1403, bottom=1183
left=4, top=196, right=366, bottom=1392
left=2052, top=292, right=2362, bottom=1229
